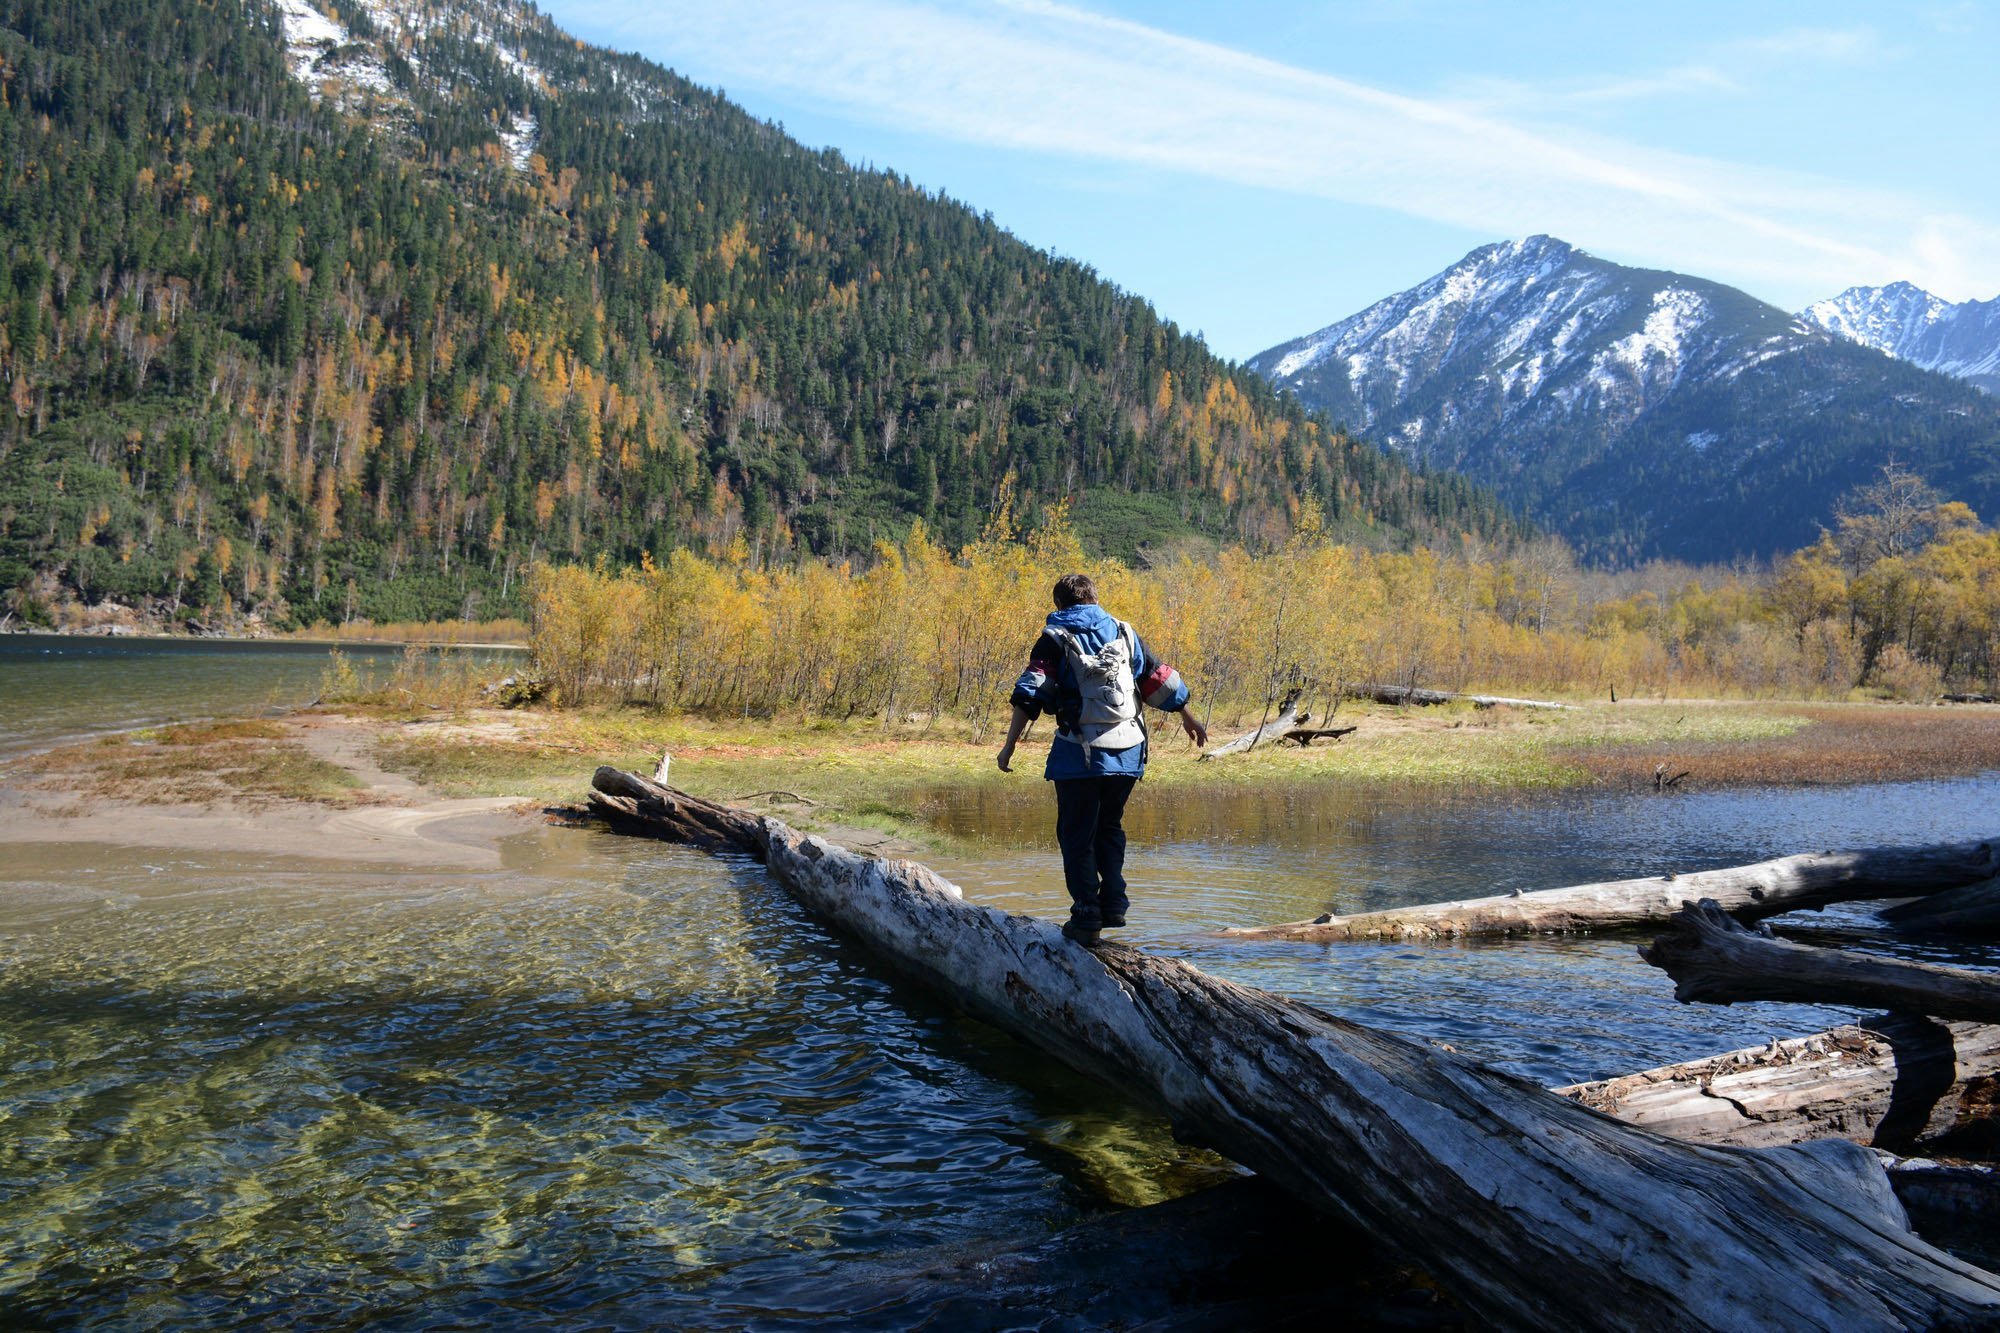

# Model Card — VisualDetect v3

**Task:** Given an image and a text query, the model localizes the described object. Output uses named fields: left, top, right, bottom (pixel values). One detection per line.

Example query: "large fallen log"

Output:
left=1196, top=692, right=1307, bottom=760
left=1640, top=899, right=2000, bottom=1024
left=1343, top=682, right=1573, bottom=710
left=1555, top=1014, right=2000, bottom=1152
left=1221, top=836, right=2000, bottom=942
left=585, top=768, right=2000, bottom=1329
left=1882, top=876, right=2000, bottom=934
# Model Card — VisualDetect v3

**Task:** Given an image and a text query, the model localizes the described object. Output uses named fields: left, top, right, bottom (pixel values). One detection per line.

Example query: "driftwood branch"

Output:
left=1282, top=725, right=1357, bottom=746
left=1555, top=1014, right=2000, bottom=1152
left=1196, top=692, right=1306, bottom=760
left=583, top=770, right=2000, bottom=1329
left=1344, top=682, right=1572, bottom=710
left=1881, top=876, right=2000, bottom=934
left=1222, top=837, right=2000, bottom=942
left=1639, top=899, right=2000, bottom=1023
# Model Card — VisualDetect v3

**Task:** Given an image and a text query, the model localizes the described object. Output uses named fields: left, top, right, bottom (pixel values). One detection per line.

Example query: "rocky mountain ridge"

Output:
left=1800, top=282, right=2000, bottom=394
left=1250, top=237, right=2000, bottom=562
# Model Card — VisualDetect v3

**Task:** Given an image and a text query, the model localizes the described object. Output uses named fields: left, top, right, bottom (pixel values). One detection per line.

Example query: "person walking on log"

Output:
left=996, top=573, right=1207, bottom=947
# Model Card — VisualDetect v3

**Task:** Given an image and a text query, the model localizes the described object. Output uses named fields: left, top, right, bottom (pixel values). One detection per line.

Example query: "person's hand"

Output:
left=1181, top=712, right=1208, bottom=748
left=996, top=741, right=1016, bottom=773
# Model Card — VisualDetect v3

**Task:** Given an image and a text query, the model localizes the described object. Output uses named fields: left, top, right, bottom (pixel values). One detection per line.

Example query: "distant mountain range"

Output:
left=1799, top=284, right=2000, bottom=394
left=1248, top=237, right=2000, bottom=563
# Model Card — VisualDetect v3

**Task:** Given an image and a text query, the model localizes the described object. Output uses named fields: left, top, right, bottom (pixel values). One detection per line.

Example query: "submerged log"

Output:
left=1640, top=899, right=2000, bottom=1024
left=1196, top=692, right=1307, bottom=760
left=1221, top=837, right=2000, bottom=943
left=733, top=1175, right=1460, bottom=1330
left=1882, top=876, right=2000, bottom=934
left=1555, top=1014, right=2000, bottom=1153
left=586, top=769, right=2000, bottom=1329
left=1343, top=682, right=1573, bottom=710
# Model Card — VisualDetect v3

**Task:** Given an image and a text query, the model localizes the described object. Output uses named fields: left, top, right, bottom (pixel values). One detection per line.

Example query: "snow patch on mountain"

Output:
left=501, top=114, right=537, bottom=168
left=276, top=0, right=396, bottom=99
left=1597, top=287, right=1705, bottom=391
left=1270, top=334, right=1335, bottom=382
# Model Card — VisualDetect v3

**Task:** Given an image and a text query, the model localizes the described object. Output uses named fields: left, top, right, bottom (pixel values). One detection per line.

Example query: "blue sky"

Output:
left=546, top=0, right=2000, bottom=361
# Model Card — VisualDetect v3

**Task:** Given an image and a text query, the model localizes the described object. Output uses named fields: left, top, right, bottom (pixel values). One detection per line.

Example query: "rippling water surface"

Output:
left=920, top=775, right=2000, bottom=1088
left=0, top=834, right=1178, bottom=1329
left=5, top=643, right=1997, bottom=1325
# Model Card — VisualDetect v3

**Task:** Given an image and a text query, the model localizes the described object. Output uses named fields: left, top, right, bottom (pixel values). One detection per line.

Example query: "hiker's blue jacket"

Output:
left=1009, top=603, right=1190, bottom=781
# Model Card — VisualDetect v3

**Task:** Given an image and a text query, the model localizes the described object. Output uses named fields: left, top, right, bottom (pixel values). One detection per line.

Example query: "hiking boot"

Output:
left=1100, top=914, right=1127, bottom=928
left=1061, top=920, right=1103, bottom=948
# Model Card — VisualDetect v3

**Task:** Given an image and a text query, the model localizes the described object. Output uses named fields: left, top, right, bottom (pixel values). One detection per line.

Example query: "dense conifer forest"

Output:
left=0, top=0, right=1514, bottom=627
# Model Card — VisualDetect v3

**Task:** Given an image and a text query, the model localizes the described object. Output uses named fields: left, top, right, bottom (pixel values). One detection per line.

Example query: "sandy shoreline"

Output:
left=0, top=713, right=541, bottom=871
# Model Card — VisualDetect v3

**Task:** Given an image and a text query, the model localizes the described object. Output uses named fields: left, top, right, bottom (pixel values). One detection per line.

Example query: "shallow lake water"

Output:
left=0, top=634, right=517, bottom=760
left=3, top=642, right=1997, bottom=1326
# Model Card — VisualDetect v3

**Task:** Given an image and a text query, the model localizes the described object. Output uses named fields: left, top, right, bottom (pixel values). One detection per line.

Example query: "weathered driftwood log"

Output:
left=1555, top=1014, right=2000, bottom=1152
left=586, top=769, right=2000, bottom=1330
left=1343, top=682, right=1573, bottom=710
left=1196, top=693, right=1307, bottom=760
left=1221, top=837, right=2000, bottom=942
left=1882, top=876, right=2000, bottom=934
left=1640, top=899, right=2000, bottom=1024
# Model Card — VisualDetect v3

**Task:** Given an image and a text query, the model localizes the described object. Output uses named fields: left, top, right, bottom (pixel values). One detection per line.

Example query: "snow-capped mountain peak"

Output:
left=1799, top=284, right=2000, bottom=394
left=1247, top=238, right=2000, bottom=563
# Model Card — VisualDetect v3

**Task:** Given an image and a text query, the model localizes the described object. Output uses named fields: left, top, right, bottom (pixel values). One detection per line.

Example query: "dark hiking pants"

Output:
left=1053, top=775, right=1138, bottom=928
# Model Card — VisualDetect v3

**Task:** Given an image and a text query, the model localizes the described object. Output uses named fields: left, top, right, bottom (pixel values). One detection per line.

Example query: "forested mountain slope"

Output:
left=1250, top=237, right=2000, bottom=564
left=0, top=0, right=1511, bottom=626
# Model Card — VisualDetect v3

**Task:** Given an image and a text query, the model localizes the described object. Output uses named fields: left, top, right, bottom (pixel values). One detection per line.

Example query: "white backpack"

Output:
left=1047, top=621, right=1147, bottom=758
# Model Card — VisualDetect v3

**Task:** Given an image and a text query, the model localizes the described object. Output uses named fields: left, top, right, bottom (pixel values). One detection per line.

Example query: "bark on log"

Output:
left=1343, top=682, right=1573, bottom=710
left=1640, top=899, right=2000, bottom=1023
left=1221, top=837, right=2000, bottom=942
left=1554, top=1014, right=2000, bottom=1153
left=1196, top=693, right=1307, bottom=760
left=1882, top=876, right=2000, bottom=934
left=585, top=769, right=2000, bottom=1330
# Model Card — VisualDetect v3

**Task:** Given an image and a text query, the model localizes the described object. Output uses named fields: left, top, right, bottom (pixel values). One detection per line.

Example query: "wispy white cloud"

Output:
left=1449, top=26, right=1881, bottom=113
left=566, top=0, right=2000, bottom=302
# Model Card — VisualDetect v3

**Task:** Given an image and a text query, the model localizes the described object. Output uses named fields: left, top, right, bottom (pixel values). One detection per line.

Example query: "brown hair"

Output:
left=1052, top=573, right=1097, bottom=608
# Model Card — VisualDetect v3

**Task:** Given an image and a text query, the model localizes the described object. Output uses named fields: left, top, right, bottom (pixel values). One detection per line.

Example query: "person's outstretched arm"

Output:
left=999, top=634, right=1059, bottom=771
left=1178, top=707, right=1208, bottom=748
left=996, top=703, right=1034, bottom=772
